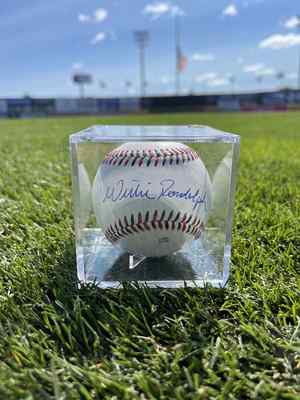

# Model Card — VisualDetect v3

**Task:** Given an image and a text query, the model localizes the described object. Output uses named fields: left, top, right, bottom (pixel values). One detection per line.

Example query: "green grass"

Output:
left=0, top=112, right=299, bottom=399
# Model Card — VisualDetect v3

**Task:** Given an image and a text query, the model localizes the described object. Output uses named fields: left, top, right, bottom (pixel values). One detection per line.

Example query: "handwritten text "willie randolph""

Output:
left=102, top=179, right=208, bottom=211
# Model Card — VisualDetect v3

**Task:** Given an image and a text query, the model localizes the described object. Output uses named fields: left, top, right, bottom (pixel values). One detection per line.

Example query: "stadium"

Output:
left=0, top=1, right=299, bottom=398
left=1, top=87, right=300, bottom=118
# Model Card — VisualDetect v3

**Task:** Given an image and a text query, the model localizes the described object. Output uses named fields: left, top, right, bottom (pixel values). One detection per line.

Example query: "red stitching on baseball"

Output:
left=104, top=209, right=204, bottom=244
left=103, top=146, right=199, bottom=167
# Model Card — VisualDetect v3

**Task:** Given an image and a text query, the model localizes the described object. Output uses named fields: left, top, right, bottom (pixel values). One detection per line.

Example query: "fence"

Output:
left=0, top=89, right=299, bottom=118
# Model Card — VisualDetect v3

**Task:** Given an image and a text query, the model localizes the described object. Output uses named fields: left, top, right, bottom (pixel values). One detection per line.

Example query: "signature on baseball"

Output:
left=102, top=178, right=208, bottom=211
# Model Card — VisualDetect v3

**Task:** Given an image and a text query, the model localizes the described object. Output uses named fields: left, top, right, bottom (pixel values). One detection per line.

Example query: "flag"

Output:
left=177, top=46, right=187, bottom=72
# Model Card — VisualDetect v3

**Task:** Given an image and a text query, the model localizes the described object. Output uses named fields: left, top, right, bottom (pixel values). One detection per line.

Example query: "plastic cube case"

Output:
left=70, top=125, right=240, bottom=288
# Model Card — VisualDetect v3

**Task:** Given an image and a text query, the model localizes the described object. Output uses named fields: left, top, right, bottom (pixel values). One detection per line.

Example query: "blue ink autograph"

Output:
left=103, top=178, right=207, bottom=211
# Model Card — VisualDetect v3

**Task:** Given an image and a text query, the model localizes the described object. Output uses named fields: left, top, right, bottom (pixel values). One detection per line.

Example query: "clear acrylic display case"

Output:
left=70, top=125, right=240, bottom=288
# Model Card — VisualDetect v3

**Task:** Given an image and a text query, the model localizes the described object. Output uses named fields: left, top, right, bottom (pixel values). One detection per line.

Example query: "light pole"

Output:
left=229, top=75, right=236, bottom=94
left=276, top=71, right=285, bottom=90
left=256, top=74, right=263, bottom=91
left=99, top=80, right=106, bottom=89
left=125, top=80, right=133, bottom=96
left=134, top=30, right=149, bottom=97
left=79, top=83, right=84, bottom=99
left=72, top=73, right=92, bottom=99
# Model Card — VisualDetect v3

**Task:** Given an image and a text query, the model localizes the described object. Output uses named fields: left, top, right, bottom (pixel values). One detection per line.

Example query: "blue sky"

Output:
left=1, top=0, right=300, bottom=97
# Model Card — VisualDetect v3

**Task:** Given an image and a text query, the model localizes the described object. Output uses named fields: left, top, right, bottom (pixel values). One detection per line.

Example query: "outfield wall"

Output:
left=1, top=89, right=299, bottom=118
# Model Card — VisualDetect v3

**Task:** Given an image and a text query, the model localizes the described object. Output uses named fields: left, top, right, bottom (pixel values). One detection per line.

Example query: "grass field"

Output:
left=0, top=112, right=299, bottom=399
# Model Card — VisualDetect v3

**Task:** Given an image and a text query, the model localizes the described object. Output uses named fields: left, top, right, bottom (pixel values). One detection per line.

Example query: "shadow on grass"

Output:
left=49, top=239, right=227, bottom=310
left=43, top=239, right=228, bottom=360
left=103, top=252, right=196, bottom=281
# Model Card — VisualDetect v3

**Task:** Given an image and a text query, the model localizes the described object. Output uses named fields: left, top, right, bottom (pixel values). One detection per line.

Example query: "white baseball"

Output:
left=92, top=142, right=212, bottom=258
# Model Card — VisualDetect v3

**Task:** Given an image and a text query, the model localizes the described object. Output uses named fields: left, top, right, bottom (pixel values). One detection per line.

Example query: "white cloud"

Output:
left=207, top=78, right=229, bottom=87
left=259, top=33, right=300, bottom=49
left=244, top=63, right=265, bottom=73
left=144, top=2, right=170, bottom=18
left=170, top=5, right=185, bottom=17
left=287, top=72, right=297, bottom=80
left=72, top=62, right=84, bottom=70
left=91, top=32, right=107, bottom=45
left=244, top=64, right=275, bottom=77
left=181, top=87, right=190, bottom=95
left=161, top=76, right=170, bottom=84
left=222, top=4, right=238, bottom=17
left=79, top=8, right=108, bottom=24
left=284, top=16, right=300, bottom=29
left=243, top=0, right=264, bottom=6
left=195, top=73, right=218, bottom=83
left=192, top=53, right=215, bottom=62
left=237, top=57, right=244, bottom=64
left=143, top=2, right=185, bottom=19
left=78, top=13, right=91, bottom=23
left=128, top=87, right=136, bottom=95
left=94, top=8, right=108, bottom=22
left=257, top=67, right=275, bottom=76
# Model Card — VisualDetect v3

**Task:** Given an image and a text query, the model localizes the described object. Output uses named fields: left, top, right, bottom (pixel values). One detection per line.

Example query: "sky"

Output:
left=1, top=0, right=300, bottom=98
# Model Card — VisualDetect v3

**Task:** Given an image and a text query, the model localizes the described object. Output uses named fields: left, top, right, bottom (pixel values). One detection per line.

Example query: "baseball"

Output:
left=92, top=141, right=212, bottom=258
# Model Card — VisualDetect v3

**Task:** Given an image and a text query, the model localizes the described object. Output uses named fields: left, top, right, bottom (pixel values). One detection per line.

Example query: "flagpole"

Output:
left=175, top=16, right=180, bottom=95
left=297, top=15, right=300, bottom=90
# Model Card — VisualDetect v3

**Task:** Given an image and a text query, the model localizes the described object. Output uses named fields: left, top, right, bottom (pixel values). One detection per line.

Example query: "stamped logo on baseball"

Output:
left=92, top=141, right=212, bottom=257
